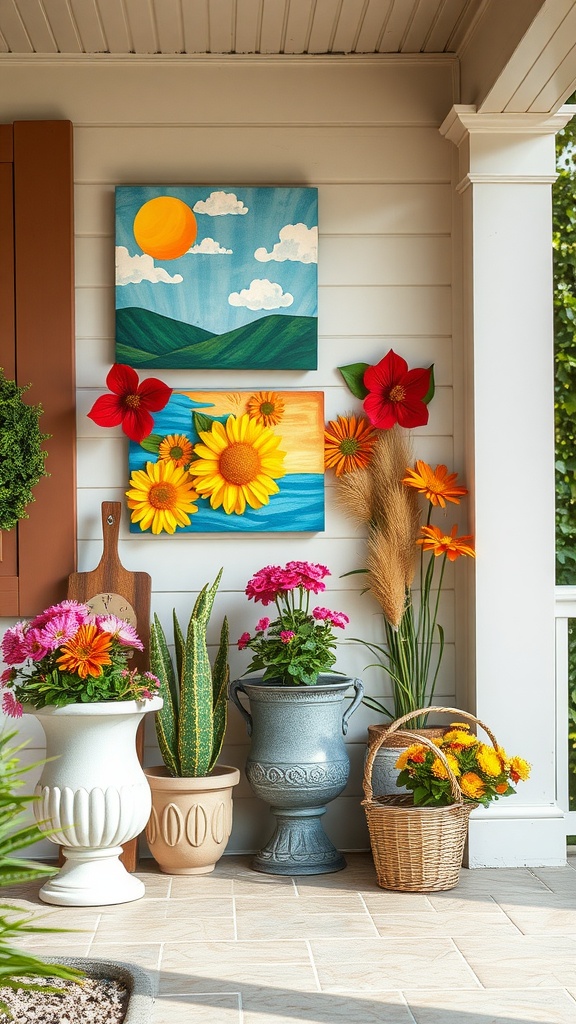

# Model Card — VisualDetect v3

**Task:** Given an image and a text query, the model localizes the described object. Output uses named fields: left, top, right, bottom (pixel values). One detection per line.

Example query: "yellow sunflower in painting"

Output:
left=246, top=391, right=285, bottom=427
left=191, top=413, right=286, bottom=515
left=126, top=459, right=199, bottom=535
left=158, top=433, right=194, bottom=468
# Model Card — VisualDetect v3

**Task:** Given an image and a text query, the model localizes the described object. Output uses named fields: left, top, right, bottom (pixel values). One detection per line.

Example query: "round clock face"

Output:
left=86, top=592, right=138, bottom=626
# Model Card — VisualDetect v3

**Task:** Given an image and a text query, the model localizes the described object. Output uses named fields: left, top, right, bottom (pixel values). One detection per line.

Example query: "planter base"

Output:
left=252, top=806, right=347, bottom=875
left=39, top=847, right=145, bottom=907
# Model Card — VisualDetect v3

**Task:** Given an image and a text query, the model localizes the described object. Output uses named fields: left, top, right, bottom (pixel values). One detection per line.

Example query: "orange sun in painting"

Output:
left=133, top=196, right=197, bottom=260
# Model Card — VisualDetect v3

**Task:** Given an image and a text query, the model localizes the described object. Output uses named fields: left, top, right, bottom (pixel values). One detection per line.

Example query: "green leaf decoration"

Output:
left=338, top=362, right=370, bottom=400
left=423, top=364, right=435, bottom=405
left=139, top=433, right=163, bottom=454
left=193, top=411, right=216, bottom=435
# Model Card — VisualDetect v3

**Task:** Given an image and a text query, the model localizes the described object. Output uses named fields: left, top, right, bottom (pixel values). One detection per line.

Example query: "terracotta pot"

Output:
left=366, top=723, right=447, bottom=797
left=144, top=764, right=240, bottom=874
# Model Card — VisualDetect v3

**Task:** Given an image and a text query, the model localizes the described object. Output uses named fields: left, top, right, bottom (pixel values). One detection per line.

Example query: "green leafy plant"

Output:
left=0, top=370, right=49, bottom=533
left=150, top=569, right=229, bottom=777
left=0, top=730, right=83, bottom=1014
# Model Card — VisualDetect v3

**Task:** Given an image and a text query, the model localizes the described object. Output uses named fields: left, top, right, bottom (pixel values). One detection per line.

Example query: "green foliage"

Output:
left=0, top=370, right=50, bottom=532
left=150, top=570, right=229, bottom=777
left=242, top=608, right=339, bottom=686
left=0, top=730, right=84, bottom=1014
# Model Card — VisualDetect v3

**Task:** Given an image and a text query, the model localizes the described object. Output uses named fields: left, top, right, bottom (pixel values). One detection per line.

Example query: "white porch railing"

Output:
left=555, top=585, right=576, bottom=835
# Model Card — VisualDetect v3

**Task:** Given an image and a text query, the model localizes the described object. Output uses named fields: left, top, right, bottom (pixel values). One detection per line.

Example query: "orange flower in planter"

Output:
left=57, top=623, right=113, bottom=679
left=418, top=524, right=475, bottom=561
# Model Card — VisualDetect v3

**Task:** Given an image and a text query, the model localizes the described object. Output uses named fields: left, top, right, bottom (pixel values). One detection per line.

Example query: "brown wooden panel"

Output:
left=13, top=120, right=76, bottom=615
left=0, top=137, right=18, bottom=587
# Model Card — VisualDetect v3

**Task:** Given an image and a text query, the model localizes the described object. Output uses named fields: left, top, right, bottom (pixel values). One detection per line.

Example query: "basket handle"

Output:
left=362, top=706, right=500, bottom=805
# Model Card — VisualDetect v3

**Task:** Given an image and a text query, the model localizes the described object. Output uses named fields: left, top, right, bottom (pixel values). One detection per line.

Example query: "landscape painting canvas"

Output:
left=115, top=186, right=318, bottom=370
left=127, top=390, right=325, bottom=534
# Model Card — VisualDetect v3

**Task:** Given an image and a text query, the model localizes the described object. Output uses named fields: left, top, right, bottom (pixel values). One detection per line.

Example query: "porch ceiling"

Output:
left=0, top=0, right=487, bottom=57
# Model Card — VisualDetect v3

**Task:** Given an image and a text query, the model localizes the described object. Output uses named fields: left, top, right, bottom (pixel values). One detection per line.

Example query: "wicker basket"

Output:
left=362, top=706, right=499, bottom=892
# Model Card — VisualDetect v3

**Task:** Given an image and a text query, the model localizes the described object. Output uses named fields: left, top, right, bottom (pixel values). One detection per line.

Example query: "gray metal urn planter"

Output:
left=229, top=674, right=363, bottom=875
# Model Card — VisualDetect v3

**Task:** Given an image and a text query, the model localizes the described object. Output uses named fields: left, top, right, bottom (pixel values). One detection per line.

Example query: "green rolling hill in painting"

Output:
left=116, top=307, right=317, bottom=369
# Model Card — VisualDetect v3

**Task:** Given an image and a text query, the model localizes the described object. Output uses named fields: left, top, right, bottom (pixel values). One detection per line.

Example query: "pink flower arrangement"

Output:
left=1, top=600, right=160, bottom=715
left=238, top=561, right=349, bottom=686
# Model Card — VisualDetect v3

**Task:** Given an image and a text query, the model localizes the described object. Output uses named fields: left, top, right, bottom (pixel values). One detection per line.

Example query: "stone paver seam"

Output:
left=495, top=902, right=533, bottom=935
left=399, top=990, right=419, bottom=1024
left=357, top=891, right=383, bottom=935
left=305, top=938, right=322, bottom=992
left=528, top=868, right=558, bottom=891
left=447, top=937, right=484, bottom=988
left=232, top=892, right=238, bottom=941
left=84, top=911, right=102, bottom=955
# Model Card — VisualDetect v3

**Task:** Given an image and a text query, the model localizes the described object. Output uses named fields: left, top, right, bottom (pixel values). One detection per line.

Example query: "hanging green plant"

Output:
left=0, top=369, right=50, bottom=532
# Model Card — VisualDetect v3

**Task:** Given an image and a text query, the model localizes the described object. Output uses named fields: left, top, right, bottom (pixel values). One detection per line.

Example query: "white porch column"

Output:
left=441, top=104, right=575, bottom=867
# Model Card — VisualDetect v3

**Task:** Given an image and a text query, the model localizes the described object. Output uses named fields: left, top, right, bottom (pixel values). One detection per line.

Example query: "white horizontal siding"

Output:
left=0, top=57, right=460, bottom=856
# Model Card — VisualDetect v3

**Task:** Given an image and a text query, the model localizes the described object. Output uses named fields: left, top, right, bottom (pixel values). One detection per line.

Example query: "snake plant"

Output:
left=150, top=569, right=229, bottom=777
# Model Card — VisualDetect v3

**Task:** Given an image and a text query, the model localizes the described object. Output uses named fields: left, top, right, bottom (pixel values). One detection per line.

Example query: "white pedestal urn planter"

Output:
left=29, top=697, right=162, bottom=907
left=229, top=675, right=364, bottom=875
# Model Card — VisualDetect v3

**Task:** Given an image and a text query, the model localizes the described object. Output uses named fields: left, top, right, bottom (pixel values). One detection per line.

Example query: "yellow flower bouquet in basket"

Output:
left=362, top=706, right=531, bottom=892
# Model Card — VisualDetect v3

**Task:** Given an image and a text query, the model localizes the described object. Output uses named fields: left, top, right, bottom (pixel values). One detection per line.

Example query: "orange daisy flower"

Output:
left=158, top=434, right=194, bottom=468
left=403, top=460, right=468, bottom=508
left=417, top=524, right=475, bottom=561
left=324, top=414, right=377, bottom=476
left=56, top=624, right=113, bottom=679
left=246, top=391, right=285, bottom=427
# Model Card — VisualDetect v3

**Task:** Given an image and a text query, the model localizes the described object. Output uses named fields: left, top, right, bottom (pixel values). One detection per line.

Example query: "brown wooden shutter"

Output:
left=0, top=120, right=76, bottom=617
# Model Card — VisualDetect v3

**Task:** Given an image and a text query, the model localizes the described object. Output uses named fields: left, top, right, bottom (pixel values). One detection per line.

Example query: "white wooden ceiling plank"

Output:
left=284, top=0, right=313, bottom=53
left=355, top=0, right=392, bottom=54
left=68, top=0, right=107, bottom=51
left=331, top=0, right=365, bottom=53
left=96, top=0, right=132, bottom=53
left=0, top=0, right=34, bottom=50
left=13, top=0, right=57, bottom=51
left=208, top=0, right=234, bottom=52
left=123, top=0, right=157, bottom=52
left=41, top=0, right=82, bottom=50
left=529, top=44, right=576, bottom=113
left=234, top=0, right=260, bottom=52
left=307, top=0, right=339, bottom=53
left=378, top=0, right=416, bottom=52
left=260, top=0, right=287, bottom=53
left=424, top=0, right=464, bottom=52
left=401, top=0, right=444, bottom=52
left=181, top=0, right=209, bottom=53
left=153, top=0, right=184, bottom=52
left=504, top=5, right=576, bottom=113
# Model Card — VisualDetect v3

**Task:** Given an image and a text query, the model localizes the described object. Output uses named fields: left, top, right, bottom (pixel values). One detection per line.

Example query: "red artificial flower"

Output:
left=87, top=364, right=172, bottom=443
left=363, top=350, right=431, bottom=430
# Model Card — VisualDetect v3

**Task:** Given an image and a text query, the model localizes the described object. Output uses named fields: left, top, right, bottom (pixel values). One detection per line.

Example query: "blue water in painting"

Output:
left=127, top=393, right=325, bottom=534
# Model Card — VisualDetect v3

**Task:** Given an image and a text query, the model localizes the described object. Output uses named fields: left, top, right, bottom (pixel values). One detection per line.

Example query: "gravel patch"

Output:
left=0, top=974, right=129, bottom=1023
left=0, top=959, right=154, bottom=1024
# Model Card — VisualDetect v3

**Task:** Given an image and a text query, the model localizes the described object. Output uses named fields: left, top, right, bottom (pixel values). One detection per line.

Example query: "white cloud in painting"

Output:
left=193, top=191, right=248, bottom=216
left=254, top=223, right=318, bottom=264
left=188, top=237, right=233, bottom=255
left=228, top=279, right=294, bottom=311
left=115, top=246, right=183, bottom=285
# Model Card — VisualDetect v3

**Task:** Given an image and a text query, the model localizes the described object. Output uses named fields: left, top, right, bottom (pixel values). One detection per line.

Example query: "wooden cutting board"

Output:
left=66, top=501, right=152, bottom=872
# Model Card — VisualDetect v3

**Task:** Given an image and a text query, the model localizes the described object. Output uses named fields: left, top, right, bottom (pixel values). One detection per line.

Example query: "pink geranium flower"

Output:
left=0, top=623, right=28, bottom=665
left=256, top=618, right=270, bottom=632
left=280, top=631, right=295, bottom=643
left=237, top=632, right=251, bottom=650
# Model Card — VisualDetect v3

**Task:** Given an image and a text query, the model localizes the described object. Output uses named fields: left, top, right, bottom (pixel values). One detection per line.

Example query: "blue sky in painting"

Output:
left=115, top=186, right=318, bottom=336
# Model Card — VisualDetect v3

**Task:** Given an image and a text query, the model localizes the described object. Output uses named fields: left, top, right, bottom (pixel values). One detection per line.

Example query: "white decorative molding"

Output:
left=455, top=172, right=559, bottom=193
left=440, top=103, right=576, bottom=146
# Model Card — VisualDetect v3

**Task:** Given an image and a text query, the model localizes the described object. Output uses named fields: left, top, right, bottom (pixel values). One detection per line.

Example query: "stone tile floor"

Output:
left=4, top=851, right=576, bottom=1023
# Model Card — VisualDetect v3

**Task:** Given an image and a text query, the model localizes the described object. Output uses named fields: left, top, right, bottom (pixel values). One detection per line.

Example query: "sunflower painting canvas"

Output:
left=126, top=390, right=325, bottom=533
left=115, top=186, right=318, bottom=370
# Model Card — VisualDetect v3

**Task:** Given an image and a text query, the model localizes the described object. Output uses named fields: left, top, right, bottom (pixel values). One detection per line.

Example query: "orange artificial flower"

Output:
left=246, top=391, right=285, bottom=427
left=324, top=414, right=377, bottom=476
left=158, top=434, right=194, bottom=468
left=460, top=772, right=486, bottom=800
left=56, top=623, right=113, bottom=679
left=418, top=524, right=475, bottom=562
left=403, top=460, right=468, bottom=508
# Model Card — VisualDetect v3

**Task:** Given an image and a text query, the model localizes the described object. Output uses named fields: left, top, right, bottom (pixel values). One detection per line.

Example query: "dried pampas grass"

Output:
left=335, top=426, right=421, bottom=629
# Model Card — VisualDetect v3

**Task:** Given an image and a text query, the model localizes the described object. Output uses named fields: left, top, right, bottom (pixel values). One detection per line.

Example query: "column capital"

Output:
left=440, top=104, right=576, bottom=147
